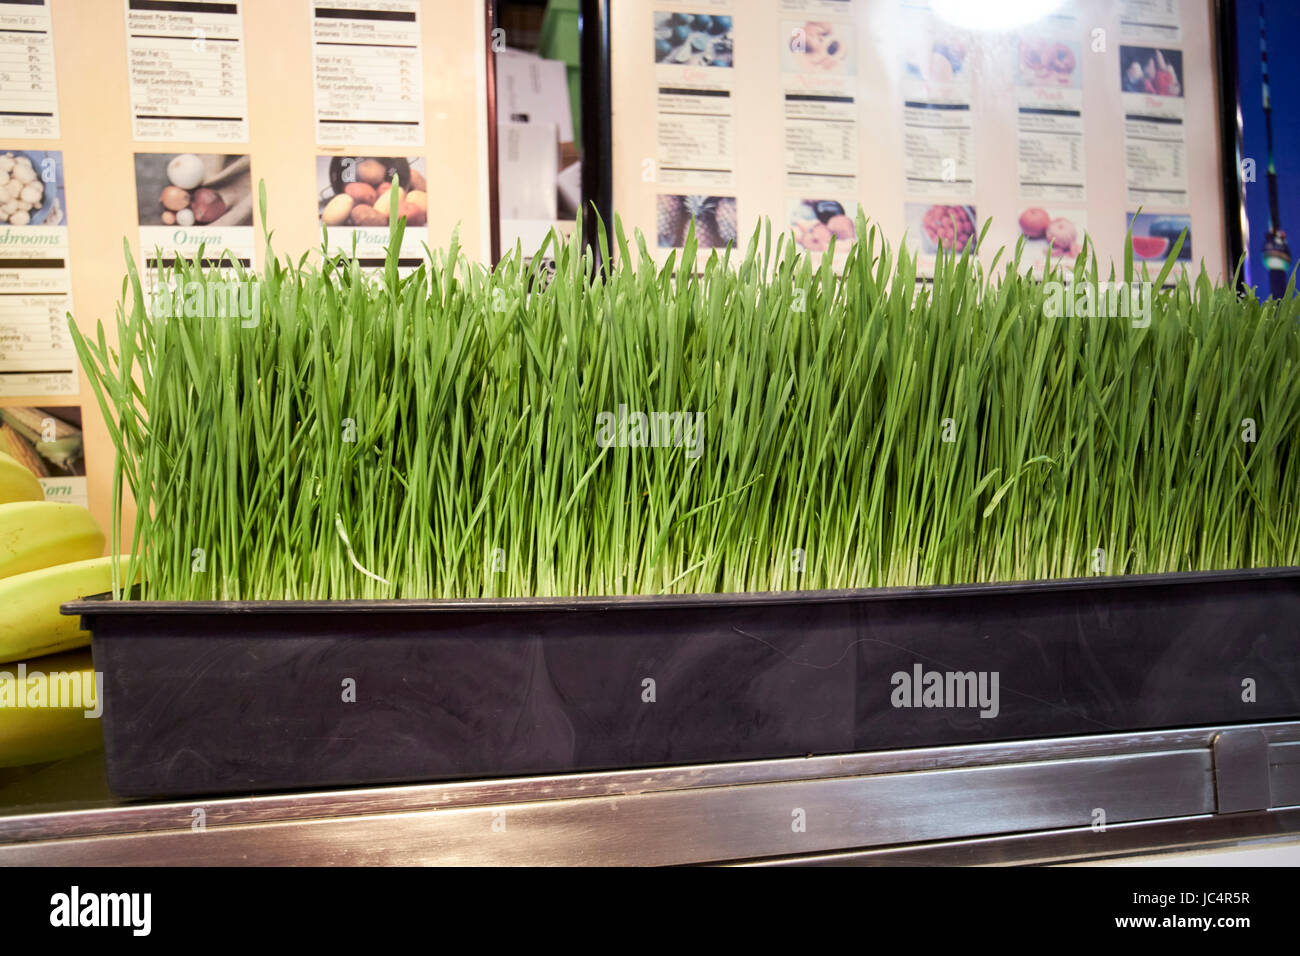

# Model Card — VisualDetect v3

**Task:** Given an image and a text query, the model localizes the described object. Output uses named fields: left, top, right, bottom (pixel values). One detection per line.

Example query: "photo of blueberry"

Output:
left=653, top=11, right=735, bottom=67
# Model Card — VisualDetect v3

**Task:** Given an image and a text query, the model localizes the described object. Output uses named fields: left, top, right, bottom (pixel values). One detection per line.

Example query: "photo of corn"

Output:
left=71, top=198, right=1300, bottom=601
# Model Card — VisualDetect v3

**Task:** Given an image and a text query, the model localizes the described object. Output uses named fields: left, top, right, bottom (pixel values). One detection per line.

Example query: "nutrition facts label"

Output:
left=124, top=0, right=250, bottom=142
left=0, top=292, right=75, bottom=397
left=0, top=0, right=59, bottom=139
left=311, top=0, right=425, bottom=147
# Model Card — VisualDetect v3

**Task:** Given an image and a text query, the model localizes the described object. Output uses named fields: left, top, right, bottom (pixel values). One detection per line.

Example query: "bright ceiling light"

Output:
left=932, top=0, right=1068, bottom=32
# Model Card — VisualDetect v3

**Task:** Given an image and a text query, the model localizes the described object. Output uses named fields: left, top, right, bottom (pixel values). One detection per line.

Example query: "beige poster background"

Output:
left=0, top=0, right=490, bottom=548
left=613, top=0, right=1226, bottom=274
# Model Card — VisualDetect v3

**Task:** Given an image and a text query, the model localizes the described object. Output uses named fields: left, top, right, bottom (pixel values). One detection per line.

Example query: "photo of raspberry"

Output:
left=921, top=204, right=976, bottom=254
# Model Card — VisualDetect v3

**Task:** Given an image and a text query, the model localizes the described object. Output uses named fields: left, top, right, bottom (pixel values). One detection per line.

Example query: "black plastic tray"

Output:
left=65, top=568, right=1300, bottom=798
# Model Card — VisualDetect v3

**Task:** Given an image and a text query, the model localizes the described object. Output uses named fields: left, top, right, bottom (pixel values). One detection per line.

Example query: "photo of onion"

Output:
left=134, top=153, right=253, bottom=228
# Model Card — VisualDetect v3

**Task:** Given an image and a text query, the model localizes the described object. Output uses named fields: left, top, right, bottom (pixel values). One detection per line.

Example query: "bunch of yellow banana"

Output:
left=0, top=463, right=129, bottom=766
left=0, top=649, right=102, bottom=768
left=0, top=450, right=43, bottom=505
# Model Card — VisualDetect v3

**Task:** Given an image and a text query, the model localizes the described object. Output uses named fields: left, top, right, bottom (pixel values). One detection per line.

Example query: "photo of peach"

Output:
left=788, top=199, right=856, bottom=252
left=1019, top=206, right=1086, bottom=261
left=1018, top=37, right=1079, bottom=89
left=783, top=21, right=853, bottom=75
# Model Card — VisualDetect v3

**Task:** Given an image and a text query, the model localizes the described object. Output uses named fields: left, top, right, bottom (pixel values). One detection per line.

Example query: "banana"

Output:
left=0, top=500, right=104, bottom=580
left=0, top=649, right=102, bottom=767
left=0, top=555, right=131, bottom=664
left=0, top=451, right=43, bottom=505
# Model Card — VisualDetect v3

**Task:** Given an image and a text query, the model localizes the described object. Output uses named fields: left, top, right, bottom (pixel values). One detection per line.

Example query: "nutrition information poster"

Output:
left=0, top=148, right=75, bottom=398
left=0, top=0, right=60, bottom=139
left=311, top=0, right=425, bottom=147
left=1118, top=0, right=1192, bottom=266
left=124, top=0, right=251, bottom=142
left=611, top=0, right=1224, bottom=278
left=782, top=1, right=859, bottom=257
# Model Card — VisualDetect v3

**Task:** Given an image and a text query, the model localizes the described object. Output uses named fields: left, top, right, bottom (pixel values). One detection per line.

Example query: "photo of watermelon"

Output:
left=1129, top=212, right=1191, bottom=263
left=1131, top=236, right=1170, bottom=259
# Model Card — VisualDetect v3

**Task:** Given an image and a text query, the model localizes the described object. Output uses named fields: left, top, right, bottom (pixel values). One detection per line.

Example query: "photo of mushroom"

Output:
left=656, top=195, right=737, bottom=249
left=788, top=199, right=857, bottom=252
left=134, top=153, right=253, bottom=228
left=653, top=12, right=733, bottom=67
left=1017, top=37, right=1080, bottom=89
left=1120, top=46, right=1183, bottom=98
left=1018, top=206, right=1086, bottom=261
left=316, top=156, right=428, bottom=229
left=782, top=21, right=854, bottom=76
left=0, top=149, right=65, bottom=227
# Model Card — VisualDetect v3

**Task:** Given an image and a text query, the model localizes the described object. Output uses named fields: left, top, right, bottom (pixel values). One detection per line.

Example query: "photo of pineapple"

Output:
left=657, top=194, right=688, bottom=247
left=657, top=195, right=737, bottom=250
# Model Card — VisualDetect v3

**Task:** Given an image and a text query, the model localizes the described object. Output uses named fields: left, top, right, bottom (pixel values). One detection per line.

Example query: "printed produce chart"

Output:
left=134, top=151, right=255, bottom=290
left=0, top=405, right=87, bottom=507
left=0, top=148, right=75, bottom=398
left=315, top=154, right=429, bottom=271
left=612, top=0, right=1224, bottom=276
left=0, top=0, right=490, bottom=552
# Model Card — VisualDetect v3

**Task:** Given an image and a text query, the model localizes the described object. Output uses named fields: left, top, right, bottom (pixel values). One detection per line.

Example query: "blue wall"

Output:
left=1236, top=1, right=1300, bottom=295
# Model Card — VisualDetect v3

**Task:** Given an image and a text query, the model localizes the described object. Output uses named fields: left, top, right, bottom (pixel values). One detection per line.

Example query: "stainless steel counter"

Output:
left=3, top=721, right=1299, bottom=865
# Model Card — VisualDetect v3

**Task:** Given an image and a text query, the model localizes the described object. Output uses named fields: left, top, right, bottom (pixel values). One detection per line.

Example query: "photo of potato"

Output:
left=316, top=156, right=427, bottom=229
